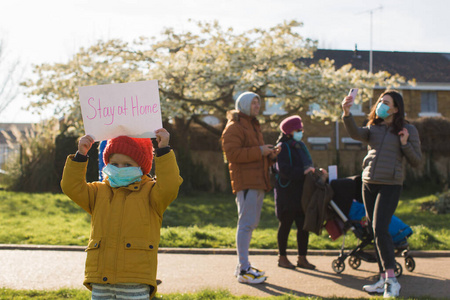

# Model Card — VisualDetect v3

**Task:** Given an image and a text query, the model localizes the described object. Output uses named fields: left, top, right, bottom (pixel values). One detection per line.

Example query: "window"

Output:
left=0, top=144, right=7, bottom=166
left=0, top=143, right=20, bottom=168
left=307, top=137, right=331, bottom=150
left=263, top=101, right=286, bottom=115
left=419, top=91, right=441, bottom=117
left=341, top=137, right=363, bottom=150
left=308, top=101, right=364, bottom=116
left=349, top=102, right=364, bottom=116
left=306, top=103, right=322, bottom=116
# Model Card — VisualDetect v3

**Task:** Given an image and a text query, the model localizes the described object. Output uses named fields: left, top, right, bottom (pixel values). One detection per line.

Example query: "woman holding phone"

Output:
left=342, top=90, right=422, bottom=298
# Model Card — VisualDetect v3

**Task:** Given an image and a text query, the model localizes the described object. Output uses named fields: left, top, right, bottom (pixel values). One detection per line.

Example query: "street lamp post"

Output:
left=358, top=5, right=382, bottom=73
left=358, top=5, right=382, bottom=108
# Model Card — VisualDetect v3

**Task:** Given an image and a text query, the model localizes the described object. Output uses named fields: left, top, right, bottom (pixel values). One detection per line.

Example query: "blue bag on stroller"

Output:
left=348, top=201, right=413, bottom=246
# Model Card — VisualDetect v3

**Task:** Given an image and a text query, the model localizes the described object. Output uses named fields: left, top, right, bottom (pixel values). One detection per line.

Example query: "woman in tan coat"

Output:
left=222, top=91, right=279, bottom=284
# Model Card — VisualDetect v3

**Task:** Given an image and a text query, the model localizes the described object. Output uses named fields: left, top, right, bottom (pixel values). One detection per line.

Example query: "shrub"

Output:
left=437, top=190, right=450, bottom=214
left=1, top=119, right=60, bottom=192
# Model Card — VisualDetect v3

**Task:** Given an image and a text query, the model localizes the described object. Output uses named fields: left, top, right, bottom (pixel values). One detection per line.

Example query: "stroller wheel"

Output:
left=394, top=261, right=403, bottom=277
left=405, top=256, right=416, bottom=272
left=349, top=256, right=361, bottom=269
left=332, top=259, right=345, bottom=274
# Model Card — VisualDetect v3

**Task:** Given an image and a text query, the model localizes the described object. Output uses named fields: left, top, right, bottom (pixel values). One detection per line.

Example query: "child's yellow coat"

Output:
left=61, top=150, right=183, bottom=298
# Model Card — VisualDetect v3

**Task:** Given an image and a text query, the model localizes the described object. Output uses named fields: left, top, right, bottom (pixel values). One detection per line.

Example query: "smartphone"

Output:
left=348, top=88, right=358, bottom=103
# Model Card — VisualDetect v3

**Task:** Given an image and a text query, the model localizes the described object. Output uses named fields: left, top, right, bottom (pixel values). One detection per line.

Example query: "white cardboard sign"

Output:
left=328, top=165, right=338, bottom=183
left=79, top=80, right=162, bottom=141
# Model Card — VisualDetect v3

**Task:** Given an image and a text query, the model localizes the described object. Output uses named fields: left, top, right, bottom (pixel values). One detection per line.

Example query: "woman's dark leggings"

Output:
left=362, top=183, right=402, bottom=272
left=277, top=211, right=309, bottom=256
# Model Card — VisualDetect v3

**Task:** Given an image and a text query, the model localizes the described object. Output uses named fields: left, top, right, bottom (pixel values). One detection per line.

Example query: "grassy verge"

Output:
left=0, top=190, right=449, bottom=250
left=0, top=287, right=443, bottom=300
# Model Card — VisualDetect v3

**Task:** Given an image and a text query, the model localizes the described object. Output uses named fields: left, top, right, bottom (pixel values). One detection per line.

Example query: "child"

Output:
left=61, top=128, right=183, bottom=300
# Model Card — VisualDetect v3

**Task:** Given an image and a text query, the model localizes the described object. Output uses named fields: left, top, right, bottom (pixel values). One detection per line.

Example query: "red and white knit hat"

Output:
left=103, top=136, right=153, bottom=174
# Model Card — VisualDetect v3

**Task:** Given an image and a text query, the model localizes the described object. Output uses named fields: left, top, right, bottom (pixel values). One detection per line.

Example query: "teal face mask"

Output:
left=376, top=102, right=391, bottom=119
left=293, top=131, right=303, bottom=142
left=102, top=164, right=143, bottom=188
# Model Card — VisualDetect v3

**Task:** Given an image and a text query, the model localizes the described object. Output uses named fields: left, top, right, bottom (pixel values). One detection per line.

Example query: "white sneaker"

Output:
left=363, top=276, right=385, bottom=294
left=237, top=267, right=267, bottom=284
left=235, top=265, right=265, bottom=277
left=234, top=265, right=240, bottom=277
left=384, top=278, right=401, bottom=298
left=249, top=266, right=265, bottom=276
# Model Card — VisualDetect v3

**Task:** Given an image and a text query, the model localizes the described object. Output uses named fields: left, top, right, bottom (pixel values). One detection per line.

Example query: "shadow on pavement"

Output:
left=247, top=281, right=315, bottom=298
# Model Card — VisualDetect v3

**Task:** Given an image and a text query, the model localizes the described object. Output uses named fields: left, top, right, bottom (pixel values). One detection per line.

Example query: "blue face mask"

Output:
left=102, top=164, right=143, bottom=188
left=292, top=131, right=303, bottom=142
left=376, top=102, right=391, bottom=119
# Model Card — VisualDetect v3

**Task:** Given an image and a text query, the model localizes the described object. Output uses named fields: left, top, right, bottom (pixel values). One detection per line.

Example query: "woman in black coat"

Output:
left=274, top=115, right=316, bottom=270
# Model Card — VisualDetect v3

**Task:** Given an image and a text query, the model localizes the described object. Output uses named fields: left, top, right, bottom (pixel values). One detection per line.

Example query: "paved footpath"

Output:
left=1, top=246, right=449, bottom=299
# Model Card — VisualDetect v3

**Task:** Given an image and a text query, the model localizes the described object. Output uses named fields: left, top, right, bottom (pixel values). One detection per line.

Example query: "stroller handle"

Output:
left=330, top=200, right=356, bottom=231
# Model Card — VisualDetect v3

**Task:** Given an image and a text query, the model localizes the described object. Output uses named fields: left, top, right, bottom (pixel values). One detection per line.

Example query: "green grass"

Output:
left=0, top=191, right=90, bottom=246
left=0, top=190, right=449, bottom=250
left=0, top=288, right=444, bottom=300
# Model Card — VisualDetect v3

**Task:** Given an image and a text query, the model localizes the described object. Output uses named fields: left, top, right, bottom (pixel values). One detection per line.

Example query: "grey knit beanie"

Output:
left=235, top=92, right=260, bottom=116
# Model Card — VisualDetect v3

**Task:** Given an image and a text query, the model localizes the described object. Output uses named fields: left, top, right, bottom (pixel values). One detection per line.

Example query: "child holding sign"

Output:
left=61, top=128, right=183, bottom=299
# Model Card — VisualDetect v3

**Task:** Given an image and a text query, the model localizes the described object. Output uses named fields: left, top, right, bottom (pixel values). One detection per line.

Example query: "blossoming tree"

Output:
left=23, top=20, right=407, bottom=136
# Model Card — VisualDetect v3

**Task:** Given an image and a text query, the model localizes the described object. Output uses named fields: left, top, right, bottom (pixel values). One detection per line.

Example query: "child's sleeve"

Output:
left=60, top=155, right=98, bottom=215
left=150, top=150, right=183, bottom=215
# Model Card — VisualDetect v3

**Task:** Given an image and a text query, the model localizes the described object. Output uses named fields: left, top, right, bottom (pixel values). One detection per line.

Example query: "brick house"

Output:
left=0, top=123, right=33, bottom=172
left=191, top=49, right=450, bottom=191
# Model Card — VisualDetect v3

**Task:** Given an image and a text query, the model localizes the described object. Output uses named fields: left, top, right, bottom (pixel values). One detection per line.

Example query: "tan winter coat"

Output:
left=221, top=110, right=272, bottom=194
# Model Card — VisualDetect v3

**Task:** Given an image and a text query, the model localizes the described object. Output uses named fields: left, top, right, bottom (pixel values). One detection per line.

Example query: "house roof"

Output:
left=0, top=123, right=33, bottom=144
left=302, top=49, right=450, bottom=83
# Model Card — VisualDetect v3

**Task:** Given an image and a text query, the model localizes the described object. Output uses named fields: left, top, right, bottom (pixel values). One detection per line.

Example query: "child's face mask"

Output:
left=102, top=164, right=143, bottom=188
left=292, top=131, right=303, bottom=142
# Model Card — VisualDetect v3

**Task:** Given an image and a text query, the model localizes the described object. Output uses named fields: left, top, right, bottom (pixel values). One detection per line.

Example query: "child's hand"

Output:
left=78, top=135, right=94, bottom=156
left=155, top=128, right=170, bottom=148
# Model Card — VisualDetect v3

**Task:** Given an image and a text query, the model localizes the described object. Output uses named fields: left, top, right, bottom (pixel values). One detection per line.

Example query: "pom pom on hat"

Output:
left=103, top=136, right=153, bottom=174
left=280, top=115, right=303, bottom=135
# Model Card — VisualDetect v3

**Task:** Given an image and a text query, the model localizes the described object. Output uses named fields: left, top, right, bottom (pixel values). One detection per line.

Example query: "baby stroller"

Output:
left=325, top=175, right=415, bottom=277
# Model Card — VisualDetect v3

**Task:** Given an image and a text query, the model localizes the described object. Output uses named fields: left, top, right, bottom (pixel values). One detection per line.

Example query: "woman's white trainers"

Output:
left=249, top=266, right=265, bottom=276
left=362, top=276, right=385, bottom=294
left=384, top=278, right=401, bottom=298
left=237, top=267, right=267, bottom=284
left=235, top=265, right=265, bottom=277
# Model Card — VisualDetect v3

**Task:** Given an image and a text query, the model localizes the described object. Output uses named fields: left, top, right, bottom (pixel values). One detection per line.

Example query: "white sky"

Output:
left=1, top=0, right=449, bottom=123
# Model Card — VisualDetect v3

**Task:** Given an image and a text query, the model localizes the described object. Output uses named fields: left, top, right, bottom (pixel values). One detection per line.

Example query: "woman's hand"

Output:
left=78, top=135, right=95, bottom=156
left=155, top=128, right=170, bottom=148
left=304, top=167, right=315, bottom=174
left=261, top=144, right=275, bottom=157
left=399, top=128, right=409, bottom=145
left=341, top=95, right=354, bottom=117
left=269, top=145, right=281, bottom=159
